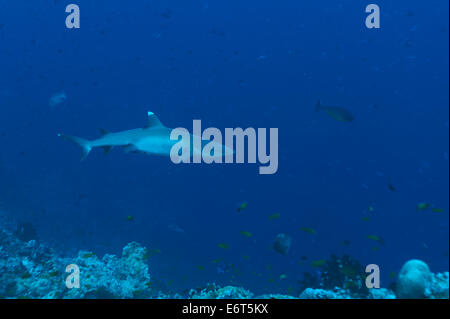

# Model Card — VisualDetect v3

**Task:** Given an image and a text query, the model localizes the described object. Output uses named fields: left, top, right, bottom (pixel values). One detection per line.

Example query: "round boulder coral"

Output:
left=396, top=259, right=432, bottom=299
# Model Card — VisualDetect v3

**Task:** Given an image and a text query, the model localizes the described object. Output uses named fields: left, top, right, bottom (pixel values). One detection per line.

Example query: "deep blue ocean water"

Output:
left=0, top=0, right=448, bottom=295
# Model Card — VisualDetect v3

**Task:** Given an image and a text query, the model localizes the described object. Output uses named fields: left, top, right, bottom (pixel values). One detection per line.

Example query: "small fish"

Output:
left=218, top=243, right=229, bottom=249
left=126, top=215, right=134, bottom=222
left=49, top=91, right=67, bottom=108
left=196, top=265, right=204, bottom=271
left=268, top=212, right=281, bottom=220
left=311, top=259, right=326, bottom=268
left=431, top=207, right=445, bottom=213
left=367, top=235, right=384, bottom=245
left=315, top=100, right=354, bottom=122
left=299, top=227, right=316, bottom=235
left=388, top=178, right=397, bottom=192
left=237, top=202, right=248, bottom=212
left=368, top=206, right=375, bottom=213
left=417, top=202, right=431, bottom=211
left=279, top=274, right=288, bottom=280
left=81, top=252, right=96, bottom=259
left=361, top=216, right=371, bottom=222
left=150, top=249, right=161, bottom=255
left=240, top=231, right=253, bottom=238
left=371, top=246, right=379, bottom=251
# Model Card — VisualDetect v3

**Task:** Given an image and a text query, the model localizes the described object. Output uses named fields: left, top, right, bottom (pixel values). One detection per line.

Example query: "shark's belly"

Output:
left=134, top=136, right=176, bottom=156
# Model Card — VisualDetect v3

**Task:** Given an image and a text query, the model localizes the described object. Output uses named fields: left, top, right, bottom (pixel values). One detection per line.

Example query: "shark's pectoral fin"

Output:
left=144, top=111, right=164, bottom=129
left=102, top=146, right=112, bottom=155
left=123, top=144, right=139, bottom=154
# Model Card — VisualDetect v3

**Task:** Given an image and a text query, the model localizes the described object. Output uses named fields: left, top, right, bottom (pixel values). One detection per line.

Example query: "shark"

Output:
left=58, top=112, right=234, bottom=161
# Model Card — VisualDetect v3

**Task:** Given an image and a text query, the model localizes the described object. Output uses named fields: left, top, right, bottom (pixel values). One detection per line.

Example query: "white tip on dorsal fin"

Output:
left=144, top=111, right=163, bottom=129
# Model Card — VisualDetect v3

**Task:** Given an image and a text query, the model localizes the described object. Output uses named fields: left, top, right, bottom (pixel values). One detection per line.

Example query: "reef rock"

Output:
left=0, top=227, right=151, bottom=299
left=396, top=259, right=432, bottom=299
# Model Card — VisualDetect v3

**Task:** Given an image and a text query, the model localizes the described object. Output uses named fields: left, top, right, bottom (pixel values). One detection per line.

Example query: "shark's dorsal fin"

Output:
left=99, top=128, right=110, bottom=136
left=144, top=111, right=163, bottom=129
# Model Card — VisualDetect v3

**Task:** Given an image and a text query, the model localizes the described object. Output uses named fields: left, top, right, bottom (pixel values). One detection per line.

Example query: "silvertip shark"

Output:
left=58, top=112, right=234, bottom=161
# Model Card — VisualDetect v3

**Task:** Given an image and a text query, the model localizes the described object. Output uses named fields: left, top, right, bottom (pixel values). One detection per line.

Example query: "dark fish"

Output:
left=387, top=177, right=396, bottom=192
left=273, top=233, right=292, bottom=255
left=316, top=100, right=354, bottom=122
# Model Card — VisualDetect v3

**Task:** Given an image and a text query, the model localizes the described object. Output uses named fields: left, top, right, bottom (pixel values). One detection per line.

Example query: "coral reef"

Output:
left=0, top=228, right=151, bottom=299
left=299, top=288, right=353, bottom=299
left=320, top=254, right=368, bottom=297
left=62, top=242, right=151, bottom=299
left=189, top=283, right=254, bottom=299
left=396, top=259, right=432, bottom=299
left=0, top=227, right=448, bottom=299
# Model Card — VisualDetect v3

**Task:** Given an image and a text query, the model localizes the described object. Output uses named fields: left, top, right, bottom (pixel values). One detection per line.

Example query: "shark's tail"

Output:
left=58, top=133, right=92, bottom=161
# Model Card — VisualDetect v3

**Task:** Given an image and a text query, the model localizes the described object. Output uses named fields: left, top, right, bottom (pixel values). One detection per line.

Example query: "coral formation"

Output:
left=396, top=259, right=432, bottom=299
left=0, top=228, right=151, bottom=299
left=0, top=227, right=448, bottom=299
left=189, top=283, right=254, bottom=299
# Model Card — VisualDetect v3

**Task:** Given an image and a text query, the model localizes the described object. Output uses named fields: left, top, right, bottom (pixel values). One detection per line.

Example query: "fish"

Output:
left=417, top=202, right=431, bottom=211
left=387, top=178, right=396, bottom=192
left=126, top=215, right=134, bottom=222
left=240, top=231, right=253, bottom=238
left=361, top=216, right=371, bottom=222
left=217, top=243, right=229, bottom=249
left=367, top=235, right=385, bottom=245
left=59, top=111, right=234, bottom=161
left=431, top=207, right=445, bottom=213
left=49, top=91, right=67, bottom=108
left=237, top=202, right=248, bottom=212
left=315, top=100, right=354, bottom=122
left=273, top=233, right=291, bottom=255
left=311, top=259, right=326, bottom=268
left=268, top=212, right=281, bottom=220
left=299, top=227, right=316, bottom=235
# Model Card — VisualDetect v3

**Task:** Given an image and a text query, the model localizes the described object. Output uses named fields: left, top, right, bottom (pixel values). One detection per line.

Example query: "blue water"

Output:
left=0, top=0, right=448, bottom=295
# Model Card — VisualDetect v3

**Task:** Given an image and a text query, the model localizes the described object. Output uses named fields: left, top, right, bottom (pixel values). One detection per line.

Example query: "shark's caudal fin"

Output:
left=58, top=134, right=92, bottom=161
